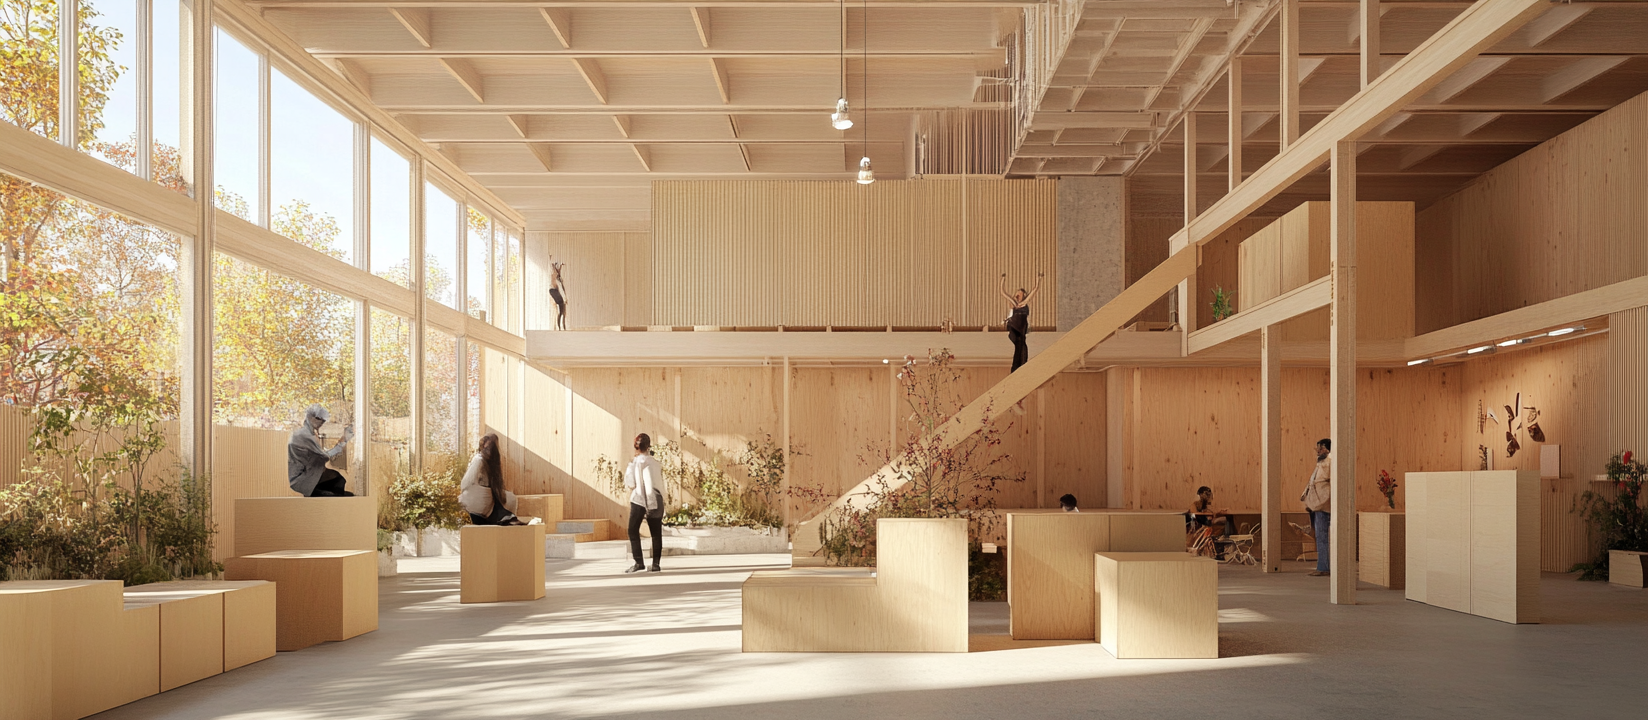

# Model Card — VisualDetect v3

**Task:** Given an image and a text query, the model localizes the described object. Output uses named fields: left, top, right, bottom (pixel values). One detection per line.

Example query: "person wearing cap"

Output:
left=288, top=404, right=356, bottom=497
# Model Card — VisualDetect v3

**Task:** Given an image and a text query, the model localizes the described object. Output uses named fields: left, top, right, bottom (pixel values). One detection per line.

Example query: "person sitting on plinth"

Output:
left=460, top=433, right=525, bottom=526
left=288, top=404, right=355, bottom=497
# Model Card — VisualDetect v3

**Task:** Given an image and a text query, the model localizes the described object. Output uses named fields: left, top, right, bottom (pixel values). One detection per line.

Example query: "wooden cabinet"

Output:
left=1405, top=471, right=1539, bottom=624
left=1005, top=511, right=1186, bottom=640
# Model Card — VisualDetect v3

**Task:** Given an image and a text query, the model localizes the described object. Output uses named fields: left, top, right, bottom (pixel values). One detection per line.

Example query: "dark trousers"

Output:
left=469, top=499, right=516, bottom=526
left=1310, top=510, right=1331, bottom=573
left=307, top=469, right=354, bottom=497
left=628, top=502, right=663, bottom=567
left=1009, top=329, right=1029, bottom=372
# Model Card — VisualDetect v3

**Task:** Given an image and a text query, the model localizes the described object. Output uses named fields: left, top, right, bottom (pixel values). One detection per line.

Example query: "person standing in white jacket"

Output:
left=624, top=433, right=665, bottom=573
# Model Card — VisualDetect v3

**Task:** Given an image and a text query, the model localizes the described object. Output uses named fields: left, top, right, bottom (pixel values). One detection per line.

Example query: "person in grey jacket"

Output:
left=288, top=404, right=354, bottom=497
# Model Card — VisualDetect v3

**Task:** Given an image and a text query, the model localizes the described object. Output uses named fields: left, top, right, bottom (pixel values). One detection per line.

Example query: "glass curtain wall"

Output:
left=80, top=0, right=138, bottom=168
left=424, top=182, right=459, bottom=308
left=270, top=67, right=354, bottom=262
left=370, top=308, right=412, bottom=489
left=213, top=28, right=259, bottom=221
left=1, top=0, right=57, bottom=140
left=466, top=207, right=490, bottom=320
left=424, top=328, right=459, bottom=469
left=370, top=136, right=411, bottom=286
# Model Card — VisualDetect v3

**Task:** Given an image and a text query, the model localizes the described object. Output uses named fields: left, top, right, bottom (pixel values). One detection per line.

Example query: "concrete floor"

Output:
left=96, top=554, right=1648, bottom=720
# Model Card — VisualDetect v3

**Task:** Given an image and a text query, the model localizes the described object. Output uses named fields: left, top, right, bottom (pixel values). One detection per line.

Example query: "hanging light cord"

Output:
left=862, top=0, right=867, bottom=156
left=839, top=0, right=845, bottom=100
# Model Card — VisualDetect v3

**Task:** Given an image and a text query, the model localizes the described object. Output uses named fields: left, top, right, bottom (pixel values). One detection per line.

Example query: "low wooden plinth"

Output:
left=461, top=524, right=548, bottom=603
left=1006, top=511, right=1186, bottom=640
left=515, top=494, right=564, bottom=526
left=1358, top=512, right=1406, bottom=589
left=234, top=496, right=377, bottom=557
left=557, top=518, right=619, bottom=542
left=1610, top=550, right=1648, bottom=588
left=1094, top=552, right=1218, bottom=659
left=122, top=580, right=277, bottom=689
left=225, top=550, right=377, bottom=651
left=1406, top=471, right=1539, bottom=624
left=742, top=518, right=968, bottom=653
left=0, top=580, right=160, bottom=720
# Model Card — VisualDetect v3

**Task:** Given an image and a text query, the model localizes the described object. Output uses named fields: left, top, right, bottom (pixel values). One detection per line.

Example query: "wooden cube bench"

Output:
left=1094, top=552, right=1218, bottom=659
left=1006, top=511, right=1187, bottom=640
left=515, top=494, right=564, bottom=526
left=1, top=580, right=160, bottom=720
left=742, top=518, right=967, bottom=653
left=461, top=524, right=548, bottom=603
left=122, top=581, right=277, bottom=690
left=1610, top=549, right=1648, bottom=588
left=225, top=550, right=377, bottom=651
left=233, top=496, right=376, bottom=557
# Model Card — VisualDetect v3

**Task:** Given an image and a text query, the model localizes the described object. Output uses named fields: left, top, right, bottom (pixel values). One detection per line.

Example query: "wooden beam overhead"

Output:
left=438, top=57, right=486, bottom=102
left=571, top=57, right=609, bottom=104
left=505, top=114, right=530, bottom=137
left=328, top=58, right=372, bottom=96
left=257, top=0, right=1040, bottom=6
left=612, top=114, right=632, bottom=138
left=1279, top=0, right=1300, bottom=148
left=1227, top=57, right=1242, bottom=190
left=1395, top=144, right=1444, bottom=170
left=1360, top=0, right=1383, bottom=87
left=1422, top=55, right=1511, bottom=103
left=631, top=143, right=652, bottom=171
left=1524, top=3, right=1592, bottom=47
left=710, top=57, right=731, bottom=104
left=387, top=7, right=432, bottom=49
left=690, top=7, right=711, bottom=48
left=1540, top=56, right=1628, bottom=103
left=1457, top=111, right=1500, bottom=136
left=729, top=115, right=752, bottom=171
left=526, top=142, right=553, bottom=171
left=539, top=7, right=573, bottom=48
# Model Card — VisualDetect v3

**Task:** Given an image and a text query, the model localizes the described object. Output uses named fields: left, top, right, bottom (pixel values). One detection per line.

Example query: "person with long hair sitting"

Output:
left=460, top=433, right=525, bottom=526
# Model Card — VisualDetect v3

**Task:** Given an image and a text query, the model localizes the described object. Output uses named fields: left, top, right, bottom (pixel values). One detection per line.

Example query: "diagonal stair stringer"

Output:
left=791, top=249, right=1198, bottom=559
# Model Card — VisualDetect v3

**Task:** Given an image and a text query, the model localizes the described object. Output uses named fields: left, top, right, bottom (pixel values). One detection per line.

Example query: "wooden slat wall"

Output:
left=1610, top=306, right=1648, bottom=457
left=651, top=179, right=1057, bottom=328
left=1415, top=90, right=1648, bottom=334
left=1456, top=336, right=1611, bottom=572
left=526, top=231, right=652, bottom=329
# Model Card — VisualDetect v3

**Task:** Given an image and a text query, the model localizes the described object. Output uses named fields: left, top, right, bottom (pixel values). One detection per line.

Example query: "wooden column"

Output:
left=1260, top=324, right=1282, bottom=573
left=410, top=163, right=426, bottom=473
left=1329, top=140, right=1358, bottom=604
left=1279, top=0, right=1300, bottom=148
left=1227, top=58, right=1243, bottom=191
left=58, top=0, right=79, bottom=148
left=353, top=125, right=372, bottom=492
left=1178, top=113, right=1198, bottom=336
left=1105, top=367, right=1127, bottom=509
left=782, top=356, right=792, bottom=527
left=1035, top=386, right=1046, bottom=508
left=1361, top=0, right=1383, bottom=88
left=179, top=0, right=214, bottom=483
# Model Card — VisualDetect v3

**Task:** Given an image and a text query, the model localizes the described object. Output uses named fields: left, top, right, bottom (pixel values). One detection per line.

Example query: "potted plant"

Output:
left=1570, top=450, right=1648, bottom=581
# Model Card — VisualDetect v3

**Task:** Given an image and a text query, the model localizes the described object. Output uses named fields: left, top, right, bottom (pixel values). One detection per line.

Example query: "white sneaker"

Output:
left=526, top=517, right=543, bottom=525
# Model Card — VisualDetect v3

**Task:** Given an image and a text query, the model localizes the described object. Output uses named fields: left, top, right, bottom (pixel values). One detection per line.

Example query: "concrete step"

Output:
left=556, top=518, right=618, bottom=541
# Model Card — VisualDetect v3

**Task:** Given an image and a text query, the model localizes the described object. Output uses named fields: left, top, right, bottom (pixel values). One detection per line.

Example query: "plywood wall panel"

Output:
left=789, top=367, right=891, bottom=520
left=1610, top=307, right=1648, bottom=457
left=652, top=179, right=1055, bottom=328
left=1195, top=219, right=1271, bottom=329
left=1416, top=91, right=1648, bottom=330
left=1042, top=373, right=1108, bottom=511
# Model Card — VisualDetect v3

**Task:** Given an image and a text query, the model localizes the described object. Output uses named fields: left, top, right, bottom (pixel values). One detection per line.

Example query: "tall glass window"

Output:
left=81, top=0, right=139, bottom=169
left=491, top=222, right=509, bottom=330
left=466, top=341, right=481, bottom=450
left=213, top=28, right=260, bottom=221
left=369, top=137, right=410, bottom=287
left=270, top=68, right=354, bottom=262
left=152, top=0, right=184, bottom=190
left=423, top=182, right=459, bottom=308
left=508, top=229, right=523, bottom=334
left=370, top=308, right=412, bottom=486
left=425, top=328, right=459, bottom=467
left=466, top=207, right=490, bottom=320
left=1, top=1, right=58, bottom=139
left=213, top=253, right=355, bottom=431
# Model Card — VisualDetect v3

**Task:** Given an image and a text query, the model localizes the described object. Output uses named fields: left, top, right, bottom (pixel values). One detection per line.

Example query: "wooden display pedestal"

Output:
left=460, top=524, right=548, bottom=603
left=1610, top=550, right=1648, bottom=588
left=742, top=518, right=968, bottom=652
left=1094, top=552, right=1218, bottom=659
left=0, top=580, right=159, bottom=720
left=515, top=494, right=564, bottom=526
left=225, top=549, right=378, bottom=651
left=121, top=580, right=277, bottom=690
left=1358, top=512, right=1406, bottom=589
left=1005, top=511, right=1187, bottom=640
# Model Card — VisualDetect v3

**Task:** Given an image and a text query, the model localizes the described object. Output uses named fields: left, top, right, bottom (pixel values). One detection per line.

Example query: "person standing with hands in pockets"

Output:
left=624, top=433, right=666, bottom=574
left=1300, top=438, right=1333, bottom=576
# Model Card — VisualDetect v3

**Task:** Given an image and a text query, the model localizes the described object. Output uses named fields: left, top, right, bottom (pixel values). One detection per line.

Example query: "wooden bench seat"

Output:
left=1, top=580, right=159, bottom=720
left=224, top=550, right=377, bottom=651
left=1094, top=552, right=1218, bottom=659
left=121, top=580, right=277, bottom=691
left=742, top=518, right=967, bottom=653
left=233, top=496, right=376, bottom=557
left=1006, top=511, right=1188, bottom=640
left=515, top=494, right=564, bottom=526
left=461, top=525, right=547, bottom=603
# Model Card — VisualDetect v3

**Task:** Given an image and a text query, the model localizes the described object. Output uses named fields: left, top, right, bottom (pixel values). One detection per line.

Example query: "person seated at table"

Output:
left=288, top=404, right=355, bottom=497
left=1059, top=494, right=1080, bottom=513
left=1188, top=486, right=1233, bottom=539
left=460, top=433, right=526, bottom=526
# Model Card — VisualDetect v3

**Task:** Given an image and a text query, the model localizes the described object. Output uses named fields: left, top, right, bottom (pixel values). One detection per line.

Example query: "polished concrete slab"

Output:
left=94, top=554, right=1648, bottom=719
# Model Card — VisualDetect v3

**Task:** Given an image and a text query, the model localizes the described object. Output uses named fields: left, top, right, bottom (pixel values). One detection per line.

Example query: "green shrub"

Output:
left=1571, top=450, right=1648, bottom=580
left=0, top=472, right=220, bottom=585
left=385, top=462, right=466, bottom=532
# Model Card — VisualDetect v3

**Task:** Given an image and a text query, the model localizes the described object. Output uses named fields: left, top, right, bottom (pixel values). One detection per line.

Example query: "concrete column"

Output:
left=1056, top=176, right=1126, bottom=331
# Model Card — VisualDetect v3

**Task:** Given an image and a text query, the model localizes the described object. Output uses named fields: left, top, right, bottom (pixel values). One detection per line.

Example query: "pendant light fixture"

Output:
left=830, top=0, right=853, bottom=130
left=855, top=0, right=874, bottom=184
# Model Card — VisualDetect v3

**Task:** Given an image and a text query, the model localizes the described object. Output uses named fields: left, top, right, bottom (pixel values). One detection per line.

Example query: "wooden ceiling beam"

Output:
left=612, top=114, right=633, bottom=138
left=1419, top=55, right=1511, bottom=103
left=526, top=143, right=554, bottom=171
left=729, top=114, right=752, bottom=171
left=631, top=144, right=652, bottom=171
left=328, top=58, right=372, bottom=96
left=311, top=50, right=990, bottom=59
left=710, top=57, right=731, bottom=104
left=539, top=8, right=573, bottom=48
left=505, top=114, right=530, bottom=137
left=1523, top=3, right=1592, bottom=47
left=1540, top=56, right=1628, bottom=103
left=690, top=7, right=711, bottom=48
left=438, top=57, right=486, bottom=102
left=571, top=57, right=609, bottom=104
left=387, top=7, right=433, bottom=48
left=253, top=0, right=1039, bottom=7
left=1395, top=144, right=1444, bottom=169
